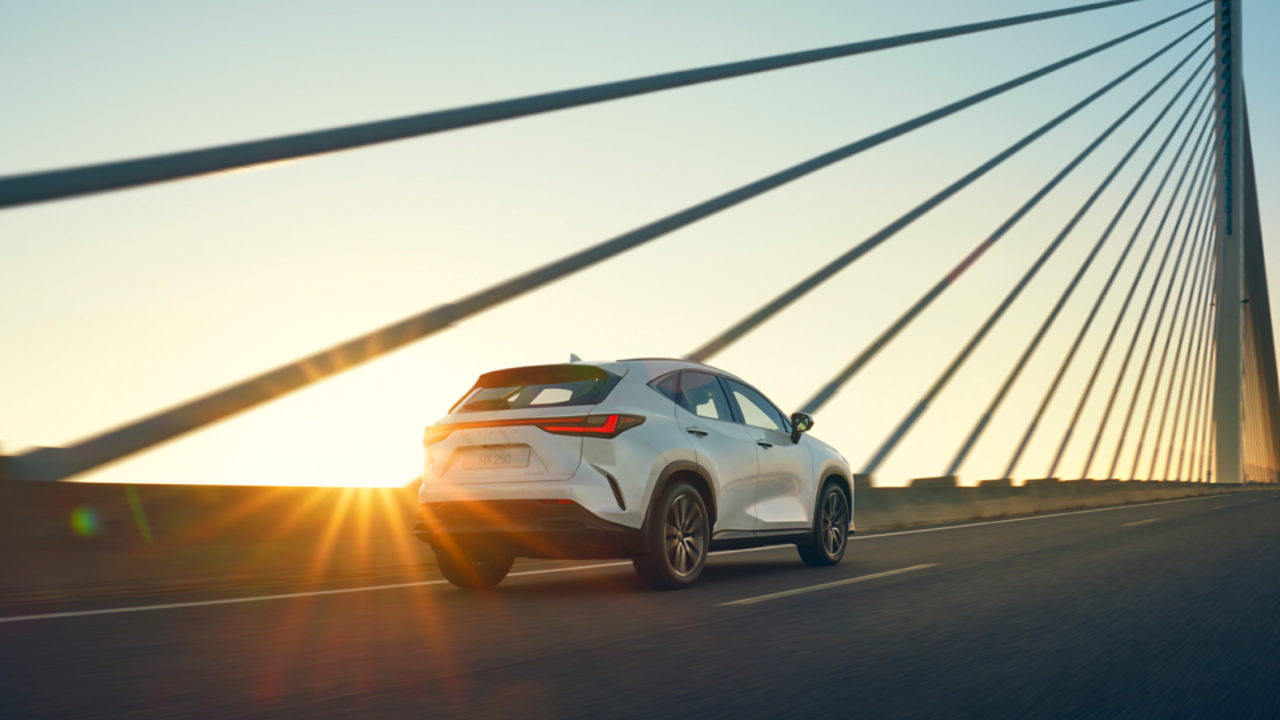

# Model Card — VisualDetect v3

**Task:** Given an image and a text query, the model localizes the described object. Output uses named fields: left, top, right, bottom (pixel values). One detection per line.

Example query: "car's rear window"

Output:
left=450, top=365, right=621, bottom=413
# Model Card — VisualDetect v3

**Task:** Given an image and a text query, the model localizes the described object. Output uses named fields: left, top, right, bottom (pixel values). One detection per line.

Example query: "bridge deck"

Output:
left=3, top=490, right=1277, bottom=717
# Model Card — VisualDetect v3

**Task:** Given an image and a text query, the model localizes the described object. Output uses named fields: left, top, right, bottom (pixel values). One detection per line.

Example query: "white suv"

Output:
left=414, top=359, right=854, bottom=590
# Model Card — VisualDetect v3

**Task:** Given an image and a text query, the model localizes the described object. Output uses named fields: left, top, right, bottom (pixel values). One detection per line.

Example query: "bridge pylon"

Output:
left=1212, top=0, right=1244, bottom=483
left=1214, top=0, right=1280, bottom=483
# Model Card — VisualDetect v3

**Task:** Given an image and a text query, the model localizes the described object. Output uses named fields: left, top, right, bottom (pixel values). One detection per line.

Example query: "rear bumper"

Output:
left=414, top=500, right=644, bottom=560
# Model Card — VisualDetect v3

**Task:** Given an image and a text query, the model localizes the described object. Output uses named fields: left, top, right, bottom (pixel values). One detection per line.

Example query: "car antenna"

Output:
left=569, top=354, right=582, bottom=363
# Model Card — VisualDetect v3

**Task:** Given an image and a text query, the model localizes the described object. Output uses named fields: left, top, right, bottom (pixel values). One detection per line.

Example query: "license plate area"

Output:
left=462, top=446, right=531, bottom=470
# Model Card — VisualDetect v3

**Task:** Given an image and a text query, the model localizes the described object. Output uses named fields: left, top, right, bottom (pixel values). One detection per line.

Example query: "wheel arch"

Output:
left=816, top=468, right=854, bottom=532
left=645, top=461, right=718, bottom=531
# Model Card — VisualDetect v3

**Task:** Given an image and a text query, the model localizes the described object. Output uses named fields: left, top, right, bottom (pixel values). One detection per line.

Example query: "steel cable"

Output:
left=799, top=37, right=1214, bottom=419
left=1125, top=156, right=1217, bottom=480
left=0, top=0, right=1174, bottom=210
left=1138, top=161, right=1218, bottom=479
left=942, top=74, right=1213, bottom=477
left=1001, top=91, right=1214, bottom=479
left=1174, top=171, right=1220, bottom=481
left=1151, top=190, right=1219, bottom=479
left=1096, top=115, right=1219, bottom=481
left=1190, top=245, right=1222, bottom=481
left=1042, top=112, right=1220, bottom=479
left=812, top=42, right=1213, bottom=474
left=1, top=8, right=1209, bottom=482
left=684, top=20, right=1206, bottom=364
left=1168, top=219, right=1220, bottom=479
left=1178, top=207, right=1221, bottom=479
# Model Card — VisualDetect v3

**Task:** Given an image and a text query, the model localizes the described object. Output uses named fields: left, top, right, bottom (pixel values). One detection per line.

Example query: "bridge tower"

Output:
left=1212, top=0, right=1244, bottom=483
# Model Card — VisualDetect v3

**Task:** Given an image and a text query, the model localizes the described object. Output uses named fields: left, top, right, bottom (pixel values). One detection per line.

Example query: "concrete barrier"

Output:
left=0, top=483, right=428, bottom=606
left=908, top=476, right=957, bottom=488
left=854, top=482, right=1249, bottom=531
left=0, top=480, right=1264, bottom=605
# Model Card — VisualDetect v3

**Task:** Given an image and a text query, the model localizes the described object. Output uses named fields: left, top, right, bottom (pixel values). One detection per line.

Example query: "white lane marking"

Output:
left=503, top=561, right=631, bottom=577
left=708, top=545, right=794, bottom=557
left=845, top=492, right=1251, bottom=541
left=1210, top=506, right=1226, bottom=510
left=0, top=561, right=633, bottom=625
left=1121, top=519, right=1160, bottom=527
left=0, top=492, right=1258, bottom=624
left=720, top=564, right=938, bottom=606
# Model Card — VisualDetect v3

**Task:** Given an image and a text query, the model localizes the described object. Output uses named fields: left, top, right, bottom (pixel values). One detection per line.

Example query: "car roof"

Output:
left=468, top=358, right=746, bottom=385
left=615, top=358, right=745, bottom=383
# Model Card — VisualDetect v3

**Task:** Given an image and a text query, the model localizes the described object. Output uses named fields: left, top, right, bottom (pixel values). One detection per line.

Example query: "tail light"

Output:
left=422, top=413, right=644, bottom=445
left=539, top=414, right=645, bottom=438
left=423, top=426, right=454, bottom=446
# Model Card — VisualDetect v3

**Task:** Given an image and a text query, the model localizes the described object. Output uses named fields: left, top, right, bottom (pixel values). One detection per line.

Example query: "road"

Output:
left=2, top=491, right=1278, bottom=719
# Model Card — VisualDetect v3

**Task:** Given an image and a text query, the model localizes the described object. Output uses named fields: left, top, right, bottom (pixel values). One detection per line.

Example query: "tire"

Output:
left=436, top=548, right=515, bottom=589
left=632, top=480, right=710, bottom=590
left=798, top=481, right=849, bottom=567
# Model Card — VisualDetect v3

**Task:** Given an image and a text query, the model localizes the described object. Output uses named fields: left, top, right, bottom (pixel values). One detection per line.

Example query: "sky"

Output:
left=2, top=0, right=1278, bottom=487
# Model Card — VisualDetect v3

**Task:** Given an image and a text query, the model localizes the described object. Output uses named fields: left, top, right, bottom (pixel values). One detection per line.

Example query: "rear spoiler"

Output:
left=477, top=364, right=613, bottom=387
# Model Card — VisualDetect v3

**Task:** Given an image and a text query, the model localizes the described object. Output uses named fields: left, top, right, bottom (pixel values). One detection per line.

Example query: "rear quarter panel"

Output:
left=587, top=369, right=697, bottom=528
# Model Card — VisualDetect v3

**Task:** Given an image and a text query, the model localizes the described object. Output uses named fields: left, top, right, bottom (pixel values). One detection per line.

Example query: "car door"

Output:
left=722, top=377, right=815, bottom=532
left=670, top=370, right=759, bottom=533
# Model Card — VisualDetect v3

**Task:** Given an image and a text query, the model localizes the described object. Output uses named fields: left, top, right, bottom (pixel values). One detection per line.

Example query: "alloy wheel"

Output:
left=821, top=491, right=848, bottom=557
left=664, top=494, right=706, bottom=576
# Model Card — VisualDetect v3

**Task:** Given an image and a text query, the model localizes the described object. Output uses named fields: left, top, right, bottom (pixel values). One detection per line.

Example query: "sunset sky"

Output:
left=3, top=0, right=1278, bottom=487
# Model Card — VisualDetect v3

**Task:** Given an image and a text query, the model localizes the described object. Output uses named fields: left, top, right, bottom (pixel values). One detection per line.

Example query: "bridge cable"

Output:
left=1189, top=223, right=1223, bottom=481
left=794, top=40, right=1215, bottom=418
left=1138, top=157, right=1218, bottom=480
left=855, top=45, right=1211, bottom=475
left=1188, top=221, right=1221, bottom=481
left=1164, top=220, right=1217, bottom=479
left=942, top=74, right=1213, bottom=477
left=1151, top=187, right=1219, bottom=479
left=1177, top=217, right=1228, bottom=476
left=0, top=8, right=1207, bottom=483
left=1126, top=153, right=1217, bottom=480
left=797, top=41, right=1211, bottom=473
left=797, top=39, right=1209, bottom=420
left=1075, top=133, right=1215, bottom=479
left=0, top=0, right=1174, bottom=210
left=999, top=89, right=1215, bottom=478
left=685, top=20, right=1207, bottom=364
left=1121, top=140, right=1208, bottom=479
left=1041, top=112, right=1220, bottom=479
left=1176, top=204, right=1222, bottom=480
left=1111, top=150, right=1216, bottom=481
left=1094, top=116, right=1219, bottom=481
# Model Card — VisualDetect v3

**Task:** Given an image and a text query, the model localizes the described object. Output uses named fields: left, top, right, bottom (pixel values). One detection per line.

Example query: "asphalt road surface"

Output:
left=2, top=491, right=1278, bottom=719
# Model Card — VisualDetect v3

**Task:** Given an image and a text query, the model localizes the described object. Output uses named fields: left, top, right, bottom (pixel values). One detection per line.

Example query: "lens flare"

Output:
left=69, top=506, right=99, bottom=537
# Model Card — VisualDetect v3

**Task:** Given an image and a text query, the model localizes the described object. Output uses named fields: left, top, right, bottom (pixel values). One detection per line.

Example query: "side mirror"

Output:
left=790, top=412, right=814, bottom=444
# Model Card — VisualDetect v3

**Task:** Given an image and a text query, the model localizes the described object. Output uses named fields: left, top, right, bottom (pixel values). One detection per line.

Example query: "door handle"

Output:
left=757, top=441, right=773, bottom=448
left=686, top=427, right=708, bottom=437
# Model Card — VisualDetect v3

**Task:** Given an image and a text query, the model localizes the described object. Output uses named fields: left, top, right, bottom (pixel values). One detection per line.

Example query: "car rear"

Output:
left=415, top=362, right=652, bottom=560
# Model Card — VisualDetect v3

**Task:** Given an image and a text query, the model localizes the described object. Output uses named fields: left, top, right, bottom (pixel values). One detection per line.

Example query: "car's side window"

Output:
left=650, top=372, right=680, bottom=403
left=723, top=378, right=789, bottom=432
left=677, top=371, right=732, bottom=422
